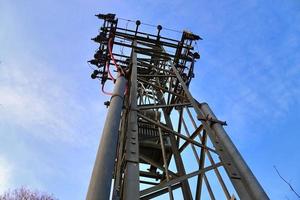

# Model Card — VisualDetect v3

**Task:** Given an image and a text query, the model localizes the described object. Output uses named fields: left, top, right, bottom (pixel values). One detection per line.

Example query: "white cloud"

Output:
left=0, top=54, right=108, bottom=197
left=1, top=63, right=68, bottom=143
left=0, top=54, right=105, bottom=146
left=0, top=1, right=104, bottom=146
left=0, top=4, right=108, bottom=195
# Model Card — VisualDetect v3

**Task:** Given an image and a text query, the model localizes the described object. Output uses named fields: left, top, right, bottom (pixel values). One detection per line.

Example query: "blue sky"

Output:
left=0, top=0, right=299, bottom=199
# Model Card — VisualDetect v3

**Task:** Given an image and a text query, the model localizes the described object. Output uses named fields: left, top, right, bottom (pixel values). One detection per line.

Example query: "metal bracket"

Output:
left=197, top=114, right=227, bottom=126
left=104, top=101, right=110, bottom=107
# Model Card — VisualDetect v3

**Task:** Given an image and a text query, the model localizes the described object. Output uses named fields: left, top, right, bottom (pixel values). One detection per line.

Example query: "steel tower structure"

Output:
left=86, top=13, right=269, bottom=200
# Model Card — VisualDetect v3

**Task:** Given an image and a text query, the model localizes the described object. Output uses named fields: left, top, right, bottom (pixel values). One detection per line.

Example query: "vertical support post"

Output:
left=86, top=76, right=127, bottom=200
left=122, top=40, right=140, bottom=200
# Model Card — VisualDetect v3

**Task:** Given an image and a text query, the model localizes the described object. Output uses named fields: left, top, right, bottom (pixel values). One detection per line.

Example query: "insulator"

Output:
left=88, top=59, right=99, bottom=66
left=95, top=13, right=115, bottom=21
left=91, top=73, right=97, bottom=79
left=183, top=31, right=202, bottom=40
left=91, top=70, right=98, bottom=79
left=94, top=50, right=104, bottom=59
left=91, top=32, right=107, bottom=43
left=193, top=52, right=200, bottom=59
left=180, top=54, right=193, bottom=62
left=157, top=25, right=162, bottom=37
left=91, top=70, right=102, bottom=79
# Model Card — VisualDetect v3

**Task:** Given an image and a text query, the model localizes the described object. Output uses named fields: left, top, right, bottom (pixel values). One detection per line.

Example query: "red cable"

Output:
left=101, top=83, right=113, bottom=96
left=108, top=37, right=125, bottom=75
left=100, top=36, right=129, bottom=96
left=106, top=61, right=116, bottom=82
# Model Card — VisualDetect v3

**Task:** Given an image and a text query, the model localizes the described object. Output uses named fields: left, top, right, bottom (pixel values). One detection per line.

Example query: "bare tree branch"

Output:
left=274, top=165, right=300, bottom=199
left=0, top=187, right=57, bottom=200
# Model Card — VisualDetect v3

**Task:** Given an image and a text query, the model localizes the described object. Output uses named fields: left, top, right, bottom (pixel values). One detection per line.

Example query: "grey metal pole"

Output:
left=86, top=75, right=127, bottom=200
left=200, top=103, right=269, bottom=200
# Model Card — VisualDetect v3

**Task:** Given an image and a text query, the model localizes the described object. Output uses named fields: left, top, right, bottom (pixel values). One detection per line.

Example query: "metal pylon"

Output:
left=86, top=13, right=269, bottom=200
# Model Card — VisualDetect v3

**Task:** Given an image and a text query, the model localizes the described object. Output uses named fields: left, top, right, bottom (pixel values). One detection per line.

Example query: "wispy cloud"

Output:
left=0, top=50, right=107, bottom=199
left=190, top=2, right=300, bottom=142
left=0, top=2, right=108, bottom=197
left=0, top=56, right=106, bottom=146
left=1, top=61, right=76, bottom=144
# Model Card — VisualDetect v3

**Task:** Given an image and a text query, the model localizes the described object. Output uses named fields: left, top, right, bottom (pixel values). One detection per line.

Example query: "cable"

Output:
left=118, top=17, right=135, bottom=23
left=118, top=17, right=182, bottom=33
left=100, top=37, right=129, bottom=96
left=101, top=83, right=113, bottom=96
left=106, top=61, right=116, bottom=82
left=120, top=20, right=129, bottom=56
left=108, top=37, right=125, bottom=75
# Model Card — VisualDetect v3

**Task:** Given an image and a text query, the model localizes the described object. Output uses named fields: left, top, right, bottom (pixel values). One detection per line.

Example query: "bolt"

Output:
left=104, top=101, right=110, bottom=107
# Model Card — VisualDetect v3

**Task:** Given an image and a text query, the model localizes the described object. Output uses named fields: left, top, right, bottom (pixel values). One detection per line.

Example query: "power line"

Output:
left=118, top=17, right=182, bottom=33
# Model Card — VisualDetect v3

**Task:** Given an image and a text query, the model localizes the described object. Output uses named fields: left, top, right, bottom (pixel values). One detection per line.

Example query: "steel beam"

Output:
left=140, top=183, right=182, bottom=200
left=137, top=112, right=217, bottom=153
left=138, top=102, right=191, bottom=110
left=139, top=153, right=178, bottom=177
left=140, top=162, right=222, bottom=197
left=122, top=40, right=139, bottom=200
